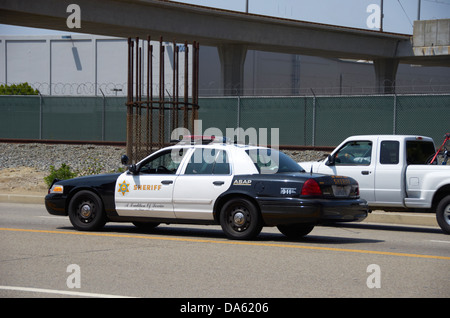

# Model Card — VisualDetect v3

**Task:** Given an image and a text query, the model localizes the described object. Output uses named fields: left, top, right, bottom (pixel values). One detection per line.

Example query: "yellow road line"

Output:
left=1, top=227, right=449, bottom=260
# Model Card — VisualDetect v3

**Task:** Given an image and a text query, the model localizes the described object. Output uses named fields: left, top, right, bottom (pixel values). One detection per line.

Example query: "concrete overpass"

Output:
left=1, top=0, right=449, bottom=94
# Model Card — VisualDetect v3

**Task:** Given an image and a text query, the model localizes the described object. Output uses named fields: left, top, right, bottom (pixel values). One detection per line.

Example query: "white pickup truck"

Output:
left=298, top=135, right=450, bottom=234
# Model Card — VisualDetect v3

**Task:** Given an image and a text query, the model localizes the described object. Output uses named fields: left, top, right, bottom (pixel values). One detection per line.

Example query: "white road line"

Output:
left=0, top=285, right=136, bottom=298
left=36, top=216, right=66, bottom=219
left=430, top=240, right=450, bottom=244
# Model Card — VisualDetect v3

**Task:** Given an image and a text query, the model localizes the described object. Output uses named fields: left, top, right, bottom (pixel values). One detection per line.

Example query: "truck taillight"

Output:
left=301, top=179, right=322, bottom=196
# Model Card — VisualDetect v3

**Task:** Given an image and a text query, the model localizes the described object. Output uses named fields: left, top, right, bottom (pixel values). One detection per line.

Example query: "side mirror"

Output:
left=121, top=155, right=138, bottom=174
left=326, top=154, right=335, bottom=166
left=121, top=155, right=129, bottom=165
left=128, top=164, right=137, bottom=174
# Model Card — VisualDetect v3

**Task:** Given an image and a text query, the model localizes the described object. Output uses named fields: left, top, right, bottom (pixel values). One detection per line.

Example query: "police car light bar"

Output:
left=170, top=135, right=234, bottom=145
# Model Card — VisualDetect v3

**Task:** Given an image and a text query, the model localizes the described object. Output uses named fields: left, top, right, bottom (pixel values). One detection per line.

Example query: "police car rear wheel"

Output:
left=68, top=190, right=106, bottom=231
left=220, top=198, right=262, bottom=240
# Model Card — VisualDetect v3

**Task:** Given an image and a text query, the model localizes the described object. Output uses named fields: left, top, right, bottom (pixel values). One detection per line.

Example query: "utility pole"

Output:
left=245, top=0, right=249, bottom=13
left=417, top=0, right=421, bottom=21
left=380, top=0, right=384, bottom=32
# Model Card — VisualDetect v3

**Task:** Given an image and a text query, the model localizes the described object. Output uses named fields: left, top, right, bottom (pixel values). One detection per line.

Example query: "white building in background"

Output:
left=0, top=34, right=192, bottom=96
left=1, top=34, right=450, bottom=96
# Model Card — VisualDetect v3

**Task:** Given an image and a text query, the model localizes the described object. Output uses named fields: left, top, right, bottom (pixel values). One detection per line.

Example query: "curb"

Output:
left=364, top=210, right=438, bottom=227
left=0, top=194, right=45, bottom=205
left=0, top=194, right=439, bottom=228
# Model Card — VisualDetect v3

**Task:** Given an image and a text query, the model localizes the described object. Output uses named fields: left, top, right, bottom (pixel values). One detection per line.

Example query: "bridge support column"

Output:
left=217, top=44, right=248, bottom=96
left=374, top=58, right=399, bottom=94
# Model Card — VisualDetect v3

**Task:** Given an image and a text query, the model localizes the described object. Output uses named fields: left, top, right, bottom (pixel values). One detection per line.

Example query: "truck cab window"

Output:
left=380, top=141, right=399, bottom=164
left=334, top=141, right=372, bottom=165
left=406, top=141, right=436, bottom=165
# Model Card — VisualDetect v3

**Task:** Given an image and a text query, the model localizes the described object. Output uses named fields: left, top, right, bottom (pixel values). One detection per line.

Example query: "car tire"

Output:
left=436, top=195, right=450, bottom=234
left=277, top=224, right=315, bottom=240
left=220, top=197, right=262, bottom=240
left=68, top=190, right=106, bottom=231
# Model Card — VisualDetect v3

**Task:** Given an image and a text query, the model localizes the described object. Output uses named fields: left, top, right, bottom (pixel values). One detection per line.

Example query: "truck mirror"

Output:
left=326, top=154, right=335, bottom=166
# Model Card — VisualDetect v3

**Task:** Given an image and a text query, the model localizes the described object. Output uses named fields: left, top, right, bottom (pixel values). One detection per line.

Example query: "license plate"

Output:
left=332, top=185, right=351, bottom=197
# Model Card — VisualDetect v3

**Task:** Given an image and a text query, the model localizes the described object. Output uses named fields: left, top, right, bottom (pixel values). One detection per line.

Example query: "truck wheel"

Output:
left=220, top=198, right=262, bottom=240
left=277, top=224, right=315, bottom=240
left=68, top=190, right=106, bottom=231
left=436, top=195, right=450, bottom=234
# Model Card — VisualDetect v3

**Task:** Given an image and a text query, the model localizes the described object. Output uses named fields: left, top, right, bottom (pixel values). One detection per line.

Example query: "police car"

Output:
left=45, top=137, right=368, bottom=240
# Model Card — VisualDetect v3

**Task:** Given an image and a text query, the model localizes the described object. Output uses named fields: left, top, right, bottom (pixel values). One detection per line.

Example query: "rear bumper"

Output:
left=258, top=197, right=368, bottom=226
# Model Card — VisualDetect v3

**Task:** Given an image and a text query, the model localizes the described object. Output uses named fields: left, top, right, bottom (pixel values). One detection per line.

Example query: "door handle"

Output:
left=361, top=171, right=370, bottom=175
left=161, top=180, right=173, bottom=185
left=213, top=181, right=225, bottom=186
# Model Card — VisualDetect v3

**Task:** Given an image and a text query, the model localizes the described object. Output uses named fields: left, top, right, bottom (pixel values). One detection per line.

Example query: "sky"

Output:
left=0, top=0, right=449, bottom=35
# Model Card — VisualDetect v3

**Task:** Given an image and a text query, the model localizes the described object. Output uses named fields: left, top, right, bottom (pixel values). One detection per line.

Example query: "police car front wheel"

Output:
left=68, top=190, right=106, bottom=231
left=220, top=198, right=262, bottom=240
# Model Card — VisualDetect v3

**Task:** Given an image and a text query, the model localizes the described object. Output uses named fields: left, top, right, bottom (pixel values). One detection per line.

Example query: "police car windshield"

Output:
left=245, top=149, right=305, bottom=174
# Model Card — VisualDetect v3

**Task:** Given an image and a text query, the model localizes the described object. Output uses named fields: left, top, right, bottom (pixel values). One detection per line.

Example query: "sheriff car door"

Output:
left=172, top=147, right=233, bottom=220
left=115, top=148, right=188, bottom=218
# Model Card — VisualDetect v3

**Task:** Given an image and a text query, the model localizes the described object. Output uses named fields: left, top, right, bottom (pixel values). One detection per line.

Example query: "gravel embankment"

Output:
left=1, top=143, right=329, bottom=174
left=1, top=143, right=126, bottom=175
left=0, top=143, right=330, bottom=194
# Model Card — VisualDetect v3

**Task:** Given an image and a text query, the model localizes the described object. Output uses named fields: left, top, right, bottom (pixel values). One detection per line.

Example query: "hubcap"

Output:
left=233, top=212, right=245, bottom=226
left=80, top=204, right=92, bottom=219
left=229, top=206, right=250, bottom=232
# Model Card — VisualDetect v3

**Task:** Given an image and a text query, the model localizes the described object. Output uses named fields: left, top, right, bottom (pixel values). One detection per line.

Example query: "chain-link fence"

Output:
left=0, top=95, right=126, bottom=141
left=198, top=94, right=450, bottom=146
left=0, top=94, right=449, bottom=147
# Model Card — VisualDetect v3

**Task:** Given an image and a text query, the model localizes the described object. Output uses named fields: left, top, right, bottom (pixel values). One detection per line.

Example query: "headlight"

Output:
left=49, top=184, right=64, bottom=194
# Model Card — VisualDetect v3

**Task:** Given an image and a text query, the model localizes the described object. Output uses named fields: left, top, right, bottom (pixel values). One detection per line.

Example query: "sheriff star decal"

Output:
left=118, top=180, right=130, bottom=196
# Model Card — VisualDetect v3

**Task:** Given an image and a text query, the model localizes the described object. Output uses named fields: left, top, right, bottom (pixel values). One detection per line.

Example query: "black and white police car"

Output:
left=45, top=137, right=368, bottom=240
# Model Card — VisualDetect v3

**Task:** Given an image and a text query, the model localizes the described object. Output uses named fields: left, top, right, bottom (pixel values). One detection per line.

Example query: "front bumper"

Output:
left=258, top=197, right=369, bottom=226
left=45, top=193, right=68, bottom=216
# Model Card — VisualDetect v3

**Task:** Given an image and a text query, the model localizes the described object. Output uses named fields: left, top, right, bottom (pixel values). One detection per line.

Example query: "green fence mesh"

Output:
left=1, top=94, right=448, bottom=147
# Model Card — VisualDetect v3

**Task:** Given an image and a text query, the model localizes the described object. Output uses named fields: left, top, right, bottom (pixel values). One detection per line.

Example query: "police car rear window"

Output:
left=245, top=149, right=305, bottom=174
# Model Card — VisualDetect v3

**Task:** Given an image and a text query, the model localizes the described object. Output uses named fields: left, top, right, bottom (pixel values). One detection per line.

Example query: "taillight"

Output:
left=301, top=179, right=322, bottom=196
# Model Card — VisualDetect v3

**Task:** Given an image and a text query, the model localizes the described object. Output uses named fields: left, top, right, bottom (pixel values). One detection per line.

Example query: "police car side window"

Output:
left=139, top=149, right=185, bottom=174
left=213, top=150, right=230, bottom=174
left=184, top=149, right=230, bottom=175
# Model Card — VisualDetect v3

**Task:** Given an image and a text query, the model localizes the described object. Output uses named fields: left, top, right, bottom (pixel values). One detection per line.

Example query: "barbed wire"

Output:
left=2, top=81, right=450, bottom=97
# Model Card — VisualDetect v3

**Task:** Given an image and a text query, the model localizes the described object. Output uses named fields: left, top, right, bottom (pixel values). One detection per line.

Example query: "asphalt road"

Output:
left=1, top=202, right=449, bottom=300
